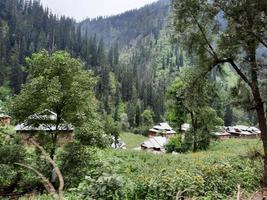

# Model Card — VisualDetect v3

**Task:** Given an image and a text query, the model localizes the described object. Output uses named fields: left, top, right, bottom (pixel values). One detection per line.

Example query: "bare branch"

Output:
left=28, top=138, right=64, bottom=199
left=14, top=163, right=59, bottom=199
left=250, top=32, right=267, bottom=49
left=229, top=59, right=253, bottom=89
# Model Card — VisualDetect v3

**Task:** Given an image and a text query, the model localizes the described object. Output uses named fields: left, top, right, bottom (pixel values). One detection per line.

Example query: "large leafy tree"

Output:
left=9, top=50, right=98, bottom=158
left=167, top=67, right=223, bottom=151
left=172, top=0, right=267, bottom=195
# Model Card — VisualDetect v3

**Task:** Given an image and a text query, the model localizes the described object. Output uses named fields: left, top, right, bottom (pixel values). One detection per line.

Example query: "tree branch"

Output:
left=215, top=3, right=267, bottom=49
left=228, top=59, right=253, bottom=89
left=250, top=31, right=267, bottom=49
left=28, top=138, right=64, bottom=199
left=14, top=163, right=59, bottom=199
left=189, top=11, right=218, bottom=59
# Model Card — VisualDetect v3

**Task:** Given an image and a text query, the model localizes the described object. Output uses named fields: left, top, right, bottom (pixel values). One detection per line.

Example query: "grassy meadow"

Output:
left=91, top=138, right=262, bottom=199
left=120, top=132, right=148, bottom=149
left=17, top=137, right=263, bottom=200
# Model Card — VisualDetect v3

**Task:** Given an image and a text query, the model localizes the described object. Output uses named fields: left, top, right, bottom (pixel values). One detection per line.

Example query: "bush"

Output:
left=0, top=127, right=26, bottom=188
left=165, top=135, right=182, bottom=153
left=78, top=173, right=126, bottom=200
left=59, top=142, right=101, bottom=188
left=85, top=139, right=262, bottom=199
left=19, top=139, right=262, bottom=199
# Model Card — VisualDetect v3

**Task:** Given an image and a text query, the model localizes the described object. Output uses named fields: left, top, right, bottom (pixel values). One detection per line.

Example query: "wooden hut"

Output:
left=148, top=122, right=176, bottom=138
left=15, top=109, right=74, bottom=145
left=141, top=136, right=167, bottom=153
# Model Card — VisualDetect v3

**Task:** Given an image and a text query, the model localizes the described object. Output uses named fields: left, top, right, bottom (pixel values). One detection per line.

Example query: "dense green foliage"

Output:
left=8, top=51, right=108, bottom=152
left=80, top=0, right=170, bottom=48
left=77, top=139, right=262, bottom=200
left=4, top=51, right=110, bottom=197
left=165, top=135, right=182, bottom=153
left=0, top=0, right=83, bottom=93
left=19, top=139, right=263, bottom=200
left=1, top=0, right=266, bottom=199
left=166, top=67, right=224, bottom=151
left=0, top=0, right=183, bottom=127
left=8, top=51, right=96, bottom=124
left=172, top=0, right=267, bottom=191
left=0, top=126, right=25, bottom=188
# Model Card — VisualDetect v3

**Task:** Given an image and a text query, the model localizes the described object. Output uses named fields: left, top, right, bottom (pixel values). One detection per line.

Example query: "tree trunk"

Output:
left=190, top=112, right=197, bottom=152
left=247, top=45, right=267, bottom=198
left=29, top=138, right=64, bottom=200
left=50, top=133, right=58, bottom=160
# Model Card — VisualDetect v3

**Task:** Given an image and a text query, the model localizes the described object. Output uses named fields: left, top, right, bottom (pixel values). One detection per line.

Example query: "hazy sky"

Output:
left=40, top=0, right=158, bottom=22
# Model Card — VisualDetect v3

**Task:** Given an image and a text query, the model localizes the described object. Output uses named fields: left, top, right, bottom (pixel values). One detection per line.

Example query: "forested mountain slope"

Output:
left=0, top=0, right=184, bottom=127
left=80, top=0, right=185, bottom=123
left=80, top=0, right=170, bottom=48
left=0, top=0, right=82, bottom=93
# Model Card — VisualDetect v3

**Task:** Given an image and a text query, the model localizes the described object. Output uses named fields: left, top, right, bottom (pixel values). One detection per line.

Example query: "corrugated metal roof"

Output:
left=15, top=109, right=74, bottom=132
left=141, top=136, right=167, bottom=150
left=15, top=123, right=74, bottom=131
left=150, top=122, right=176, bottom=134
left=29, top=109, right=58, bottom=121
left=159, top=123, right=172, bottom=130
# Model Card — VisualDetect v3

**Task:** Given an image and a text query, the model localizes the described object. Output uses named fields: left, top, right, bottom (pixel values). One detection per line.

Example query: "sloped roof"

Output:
left=15, top=123, right=73, bottom=132
left=28, top=109, right=58, bottom=121
left=149, top=122, right=176, bottom=134
left=15, top=109, right=74, bottom=132
left=225, top=125, right=261, bottom=135
left=141, top=136, right=167, bottom=150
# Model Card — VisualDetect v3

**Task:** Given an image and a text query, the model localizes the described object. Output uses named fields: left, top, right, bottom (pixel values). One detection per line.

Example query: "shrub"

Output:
left=165, top=135, right=182, bottom=153
left=78, top=173, right=126, bottom=200
left=59, top=142, right=100, bottom=188
left=132, top=126, right=150, bottom=136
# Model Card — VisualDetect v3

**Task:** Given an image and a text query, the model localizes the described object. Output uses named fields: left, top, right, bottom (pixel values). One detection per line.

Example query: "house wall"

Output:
left=217, top=135, right=231, bottom=140
left=18, top=131, right=74, bottom=146
left=230, top=133, right=260, bottom=139
left=148, top=131, right=175, bottom=138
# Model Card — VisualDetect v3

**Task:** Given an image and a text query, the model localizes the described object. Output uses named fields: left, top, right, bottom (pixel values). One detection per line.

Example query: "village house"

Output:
left=148, top=122, right=176, bottom=138
left=141, top=136, right=167, bottom=153
left=0, top=114, right=11, bottom=126
left=224, top=125, right=260, bottom=138
left=213, top=131, right=232, bottom=140
left=213, top=125, right=261, bottom=140
left=15, top=109, right=74, bottom=145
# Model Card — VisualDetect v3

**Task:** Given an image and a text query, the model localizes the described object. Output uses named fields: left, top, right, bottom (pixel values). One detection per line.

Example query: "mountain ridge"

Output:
left=80, top=0, right=171, bottom=48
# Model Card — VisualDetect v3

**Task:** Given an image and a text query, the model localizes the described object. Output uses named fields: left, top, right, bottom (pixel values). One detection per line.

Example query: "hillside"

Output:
left=80, top=0, right=185, bottom=122
left=0, top=0, right=183, bottom=125
left=1, top=0, right=266, bottom=199
left=80, top=0, right=171, bottom=48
